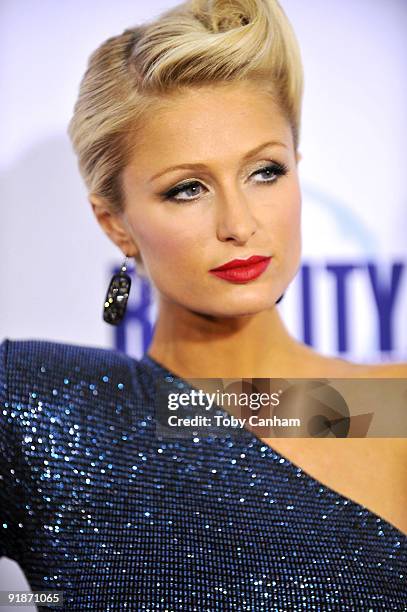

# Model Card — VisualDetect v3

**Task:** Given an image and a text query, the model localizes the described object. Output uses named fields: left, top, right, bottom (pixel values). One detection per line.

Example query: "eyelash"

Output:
left=160, top=161, right=289, bottom=203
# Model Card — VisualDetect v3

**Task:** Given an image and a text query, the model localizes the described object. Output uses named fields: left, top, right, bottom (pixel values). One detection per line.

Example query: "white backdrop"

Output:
left=1, top=0, right=406, bottom=605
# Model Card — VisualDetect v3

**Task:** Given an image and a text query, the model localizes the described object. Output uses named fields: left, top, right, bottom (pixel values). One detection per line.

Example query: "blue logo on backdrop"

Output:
left=300, top=260, right=404, bottom=352
left=110, top=185, right=406, bottom=358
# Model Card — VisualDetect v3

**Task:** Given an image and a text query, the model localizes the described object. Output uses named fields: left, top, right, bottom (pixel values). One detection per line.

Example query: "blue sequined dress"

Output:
left=0, top=338, right=406, bottom=611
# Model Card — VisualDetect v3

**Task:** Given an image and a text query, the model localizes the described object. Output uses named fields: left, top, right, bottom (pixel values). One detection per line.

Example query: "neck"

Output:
left=146, top=296, right=304, bottom=378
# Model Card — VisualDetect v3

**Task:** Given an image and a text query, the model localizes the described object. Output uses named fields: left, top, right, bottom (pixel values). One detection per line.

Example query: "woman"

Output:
left=1, top=0, right=406, bottom=609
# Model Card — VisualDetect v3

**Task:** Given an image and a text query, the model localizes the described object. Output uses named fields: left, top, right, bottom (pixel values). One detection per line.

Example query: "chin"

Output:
left=191, top=294, right=278, bottom=319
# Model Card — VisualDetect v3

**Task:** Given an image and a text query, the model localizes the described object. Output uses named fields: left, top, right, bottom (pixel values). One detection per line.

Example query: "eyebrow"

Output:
left=149, top=140, right=287, bottom=182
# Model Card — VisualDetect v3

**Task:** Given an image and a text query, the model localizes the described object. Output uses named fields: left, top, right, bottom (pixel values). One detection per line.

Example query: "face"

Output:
left=116, top=81, right=302, bottom=318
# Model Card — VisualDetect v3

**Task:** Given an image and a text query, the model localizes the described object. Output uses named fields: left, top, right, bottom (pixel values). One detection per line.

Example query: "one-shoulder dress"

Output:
left=0, top=338, right=406, bottom=611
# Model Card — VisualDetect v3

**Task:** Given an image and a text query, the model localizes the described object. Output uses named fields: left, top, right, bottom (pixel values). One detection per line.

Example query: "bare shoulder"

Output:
left=277, top=345, right=407, bottom=533
left=294, top=344, right=407, bottom=378
left=353, top=362, right=407, bottom=378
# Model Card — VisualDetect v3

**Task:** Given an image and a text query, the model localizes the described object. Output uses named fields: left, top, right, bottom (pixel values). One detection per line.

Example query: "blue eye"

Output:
left=253, top=163, right=288, bottom=183
left=164, top=181, right=204, bottom=202
left=161, top=162, right=289, bottom=203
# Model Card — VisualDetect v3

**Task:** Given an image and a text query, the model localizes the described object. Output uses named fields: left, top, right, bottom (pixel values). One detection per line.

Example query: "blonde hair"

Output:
left=68, top=0, right=303, bottom=268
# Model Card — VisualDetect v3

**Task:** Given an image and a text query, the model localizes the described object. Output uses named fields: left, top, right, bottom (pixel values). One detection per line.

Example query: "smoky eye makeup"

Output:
left=158, top=160, right=289, bottom=203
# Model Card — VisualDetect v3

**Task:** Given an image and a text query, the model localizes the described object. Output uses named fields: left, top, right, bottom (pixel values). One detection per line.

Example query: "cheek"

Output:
left=130, top=208, right=200, bottom=271
left=283, top=195, right=301, bottom=236
left=270, top=180, right=301, bottom=238
left=270, top=182, right=302, bottom=274
left=285, top=186, right=302, bottom=263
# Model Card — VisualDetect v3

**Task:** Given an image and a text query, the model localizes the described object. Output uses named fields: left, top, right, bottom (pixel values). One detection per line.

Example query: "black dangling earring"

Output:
left=103, top=256, right=132, bottom=325
left=276, top=292, right=285, bottom=304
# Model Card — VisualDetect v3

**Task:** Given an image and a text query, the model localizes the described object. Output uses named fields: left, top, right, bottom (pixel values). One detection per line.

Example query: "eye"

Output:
left=162, top=180, right=205, bottom=203
left=252, top=162, right=289, bottom=183
left=160, top=161, right=289, bottom=203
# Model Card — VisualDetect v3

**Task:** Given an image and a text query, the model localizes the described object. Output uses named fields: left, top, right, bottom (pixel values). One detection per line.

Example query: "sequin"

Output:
left=0, top=338, right=406, bottom=611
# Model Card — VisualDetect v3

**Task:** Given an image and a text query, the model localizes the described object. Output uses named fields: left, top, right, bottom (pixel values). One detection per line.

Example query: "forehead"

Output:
left=133, top=81, right=291, bottom=154
left=121, top=83, right=294, bottom=202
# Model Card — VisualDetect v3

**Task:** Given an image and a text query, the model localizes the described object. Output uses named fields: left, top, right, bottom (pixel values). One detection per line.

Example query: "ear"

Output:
left=295, top=150, right=302, bottom=164
left=89, top=194, right=139, bottom=258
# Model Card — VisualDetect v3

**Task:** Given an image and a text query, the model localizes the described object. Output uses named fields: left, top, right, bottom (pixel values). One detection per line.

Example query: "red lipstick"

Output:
left=209, top=255, right=272, bottom=283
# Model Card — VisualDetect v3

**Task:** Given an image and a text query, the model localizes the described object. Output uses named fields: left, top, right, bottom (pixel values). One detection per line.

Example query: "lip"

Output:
left=210, top=255, right=271, bottom=271
left=209, top=255, right=272, bottom=284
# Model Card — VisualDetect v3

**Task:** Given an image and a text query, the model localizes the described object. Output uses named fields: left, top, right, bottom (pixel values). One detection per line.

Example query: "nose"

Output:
left=215, top=185, right=258, bottom=244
